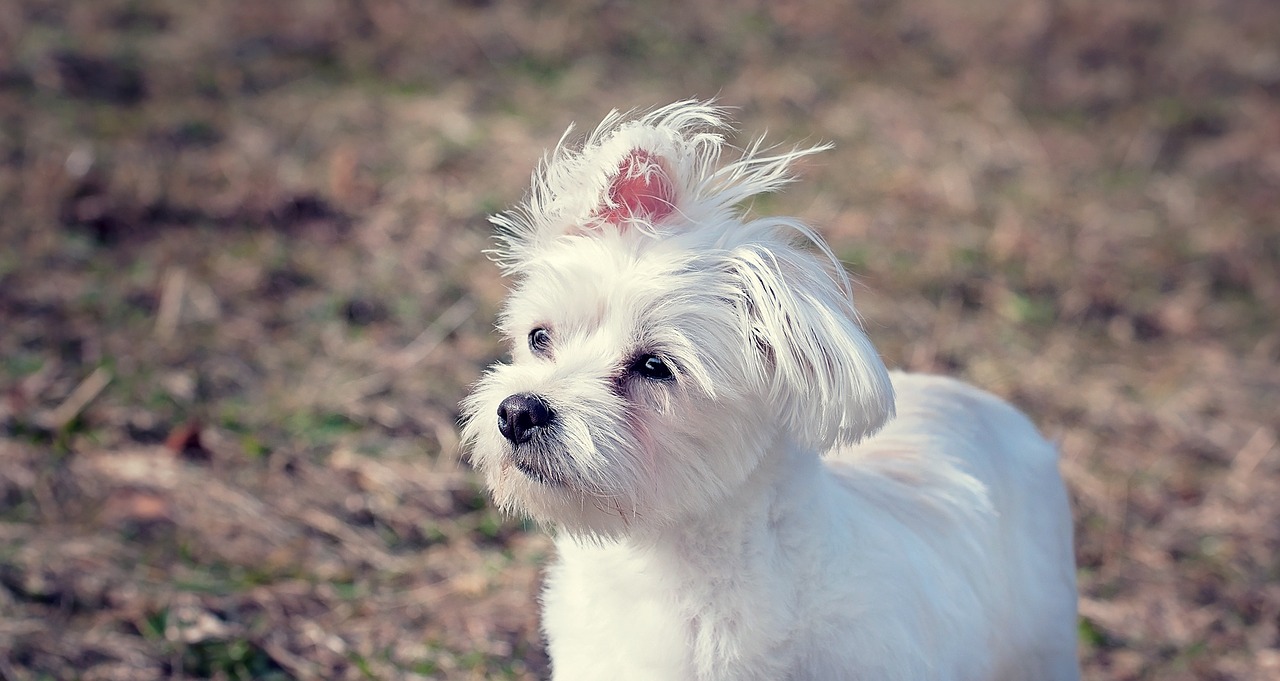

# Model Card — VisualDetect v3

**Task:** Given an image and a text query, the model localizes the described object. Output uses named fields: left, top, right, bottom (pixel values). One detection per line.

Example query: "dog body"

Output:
left=543, top=373, right=1077, bottom=681
left=462, top=102, right=1079, bottom=680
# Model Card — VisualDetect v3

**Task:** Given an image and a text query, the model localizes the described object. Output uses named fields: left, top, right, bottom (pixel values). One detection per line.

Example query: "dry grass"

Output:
left=1, top=0, right=1277, bottom=679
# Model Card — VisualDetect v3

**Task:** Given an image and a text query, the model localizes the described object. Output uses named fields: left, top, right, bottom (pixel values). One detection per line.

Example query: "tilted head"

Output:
left=461, top=101, right=894, bottom=538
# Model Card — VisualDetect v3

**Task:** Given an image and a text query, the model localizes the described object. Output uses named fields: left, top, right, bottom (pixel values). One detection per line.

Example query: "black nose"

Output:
left=497, top=393, right=554, bottom=444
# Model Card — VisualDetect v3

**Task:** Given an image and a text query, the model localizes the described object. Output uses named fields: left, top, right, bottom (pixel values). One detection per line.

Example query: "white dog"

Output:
left=461, top=101, right=1079, bottom=681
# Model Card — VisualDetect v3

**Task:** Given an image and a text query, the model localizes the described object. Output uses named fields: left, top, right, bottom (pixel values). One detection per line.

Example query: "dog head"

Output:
left=461, top=101, right=894, bottom=538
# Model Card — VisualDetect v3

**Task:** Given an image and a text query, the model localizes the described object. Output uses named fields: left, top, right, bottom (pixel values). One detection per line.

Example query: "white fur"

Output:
left=461, top=101, right=1079, bottom=680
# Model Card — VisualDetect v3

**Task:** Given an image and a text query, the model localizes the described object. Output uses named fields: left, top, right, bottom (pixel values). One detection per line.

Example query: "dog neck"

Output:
left=633, top=436, right=832, bottom=578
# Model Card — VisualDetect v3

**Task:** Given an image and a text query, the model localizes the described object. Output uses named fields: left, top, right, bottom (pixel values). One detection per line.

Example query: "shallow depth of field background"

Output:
left=1, top=1, right=1278, bottom=679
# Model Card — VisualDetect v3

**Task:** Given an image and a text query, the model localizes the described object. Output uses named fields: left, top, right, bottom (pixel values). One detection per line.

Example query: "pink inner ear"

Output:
left=597, top=149, right=676, bottom=225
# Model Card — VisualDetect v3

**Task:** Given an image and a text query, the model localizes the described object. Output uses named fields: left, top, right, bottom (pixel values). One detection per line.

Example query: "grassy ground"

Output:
left=1, top=0, right=1277, bottom=679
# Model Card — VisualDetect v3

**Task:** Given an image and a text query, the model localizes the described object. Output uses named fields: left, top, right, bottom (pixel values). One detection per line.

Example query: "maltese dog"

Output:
left=462, top=101, right=1079, bottom=680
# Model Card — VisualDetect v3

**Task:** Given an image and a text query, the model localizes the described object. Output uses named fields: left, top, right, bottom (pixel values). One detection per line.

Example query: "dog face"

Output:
left=461, top=102, right=894, bottom=538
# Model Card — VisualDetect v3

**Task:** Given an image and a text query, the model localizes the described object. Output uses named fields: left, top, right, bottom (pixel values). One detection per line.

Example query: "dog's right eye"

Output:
left=528, top=328, right=552, bottom=355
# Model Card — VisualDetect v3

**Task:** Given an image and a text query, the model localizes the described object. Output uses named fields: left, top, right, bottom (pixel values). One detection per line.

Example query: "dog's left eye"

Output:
left=630, top=354, right=674, bottom=381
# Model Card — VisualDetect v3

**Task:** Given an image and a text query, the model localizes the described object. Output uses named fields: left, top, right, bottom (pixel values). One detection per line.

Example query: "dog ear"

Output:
left=595, top=148, right=677, bottom=226
left=729, top=242, right=895, bottom=450
left=490, top=102, right=733, bottom=272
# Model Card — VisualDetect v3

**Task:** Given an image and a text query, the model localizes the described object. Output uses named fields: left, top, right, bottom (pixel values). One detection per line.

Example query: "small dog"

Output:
left=462, top=101, right=1079, bottom=681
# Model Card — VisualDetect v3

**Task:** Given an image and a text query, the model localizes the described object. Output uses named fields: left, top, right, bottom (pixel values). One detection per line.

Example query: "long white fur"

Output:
left=461, top=101, right=1080, bottom=680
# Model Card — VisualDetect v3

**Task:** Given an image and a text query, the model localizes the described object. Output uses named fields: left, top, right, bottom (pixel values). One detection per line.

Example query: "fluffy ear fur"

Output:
left=491, top=100, right=830, bottom=274
left=490, top=101, right=724, bottom=271
left=724, top=229, right=895, bottom=450
left=594, top=148, right=676, bottom=225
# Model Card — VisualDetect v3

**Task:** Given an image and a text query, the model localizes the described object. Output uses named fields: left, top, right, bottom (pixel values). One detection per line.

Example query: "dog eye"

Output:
left=528, top=327, right=552, bottom=354
left=630, top=354, right=673, bottom=381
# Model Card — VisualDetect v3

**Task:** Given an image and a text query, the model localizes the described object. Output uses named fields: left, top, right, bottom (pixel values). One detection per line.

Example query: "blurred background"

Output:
left=1, top=0, right=1278, bottom=679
